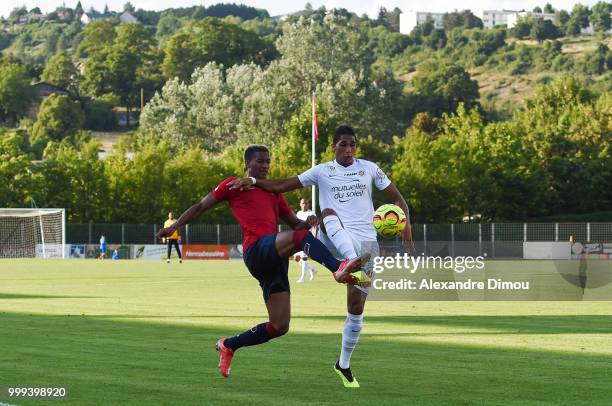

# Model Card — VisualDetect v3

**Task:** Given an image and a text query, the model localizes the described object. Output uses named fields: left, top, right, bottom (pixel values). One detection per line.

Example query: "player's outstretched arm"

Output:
left=382, top=183, right=413, bottom=246
left=228, top=176, right=303, bottom=194
left=156, top=194, right=218, bottom=240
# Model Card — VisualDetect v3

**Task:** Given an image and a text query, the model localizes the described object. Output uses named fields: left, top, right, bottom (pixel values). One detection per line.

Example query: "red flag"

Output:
left=312, top=94, right=319, bottom=141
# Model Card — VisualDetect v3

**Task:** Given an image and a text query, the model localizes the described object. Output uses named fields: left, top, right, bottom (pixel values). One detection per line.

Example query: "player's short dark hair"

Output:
left=244, top=144, right=270, bottom=162
left=333, top=125, right=357, bottom=145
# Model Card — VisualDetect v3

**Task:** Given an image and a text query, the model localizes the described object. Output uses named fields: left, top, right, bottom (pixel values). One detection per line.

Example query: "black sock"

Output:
left=224, top=322, right=275, bottom=350
left=299, top=234, right=341, bottom=272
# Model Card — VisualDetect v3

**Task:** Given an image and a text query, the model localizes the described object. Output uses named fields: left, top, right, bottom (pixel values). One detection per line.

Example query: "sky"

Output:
left=1, top=0, right=600, bottom=20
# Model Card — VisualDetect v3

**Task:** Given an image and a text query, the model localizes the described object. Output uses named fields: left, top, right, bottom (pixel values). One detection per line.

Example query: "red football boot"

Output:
left=215, top=338, right=235, bottom=378
left=333, top=253, right=371, bottom=286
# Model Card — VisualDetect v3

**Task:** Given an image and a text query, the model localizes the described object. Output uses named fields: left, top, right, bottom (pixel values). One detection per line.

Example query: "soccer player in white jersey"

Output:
left=295, top=198, right=318, bottom=282
left=228, top=125, right=412, bottom=388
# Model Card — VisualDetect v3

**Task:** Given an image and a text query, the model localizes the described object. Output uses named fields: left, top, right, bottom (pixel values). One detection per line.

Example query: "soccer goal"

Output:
left=0, top=208, right=66, bottom=258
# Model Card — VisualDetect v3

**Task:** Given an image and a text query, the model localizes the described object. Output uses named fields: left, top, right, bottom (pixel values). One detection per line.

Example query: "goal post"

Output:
left=0, top=208, right=66, bottom=259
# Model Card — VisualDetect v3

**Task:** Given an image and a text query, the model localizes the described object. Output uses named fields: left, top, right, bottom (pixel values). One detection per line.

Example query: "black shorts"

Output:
left=243, top=234, right=290, bottom=301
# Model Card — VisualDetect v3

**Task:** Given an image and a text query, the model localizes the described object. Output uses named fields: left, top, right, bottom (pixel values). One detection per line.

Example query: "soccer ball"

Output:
left=373, top=204, right=406, bottom=237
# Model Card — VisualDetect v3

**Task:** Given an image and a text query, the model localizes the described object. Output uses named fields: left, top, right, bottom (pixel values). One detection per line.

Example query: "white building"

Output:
left=482, top=10, right=519, bottom=28
left=119, top=11, right=140, bottom=24
left=399, top=11, right=445, bottom=35
left=80, top=11, right=107, bottom=25
left=506, top=11, right=555, bottom=28
left=81, top=10, right=140, bottom=25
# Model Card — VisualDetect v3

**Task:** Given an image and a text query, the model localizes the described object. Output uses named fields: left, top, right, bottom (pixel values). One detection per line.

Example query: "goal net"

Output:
left=0, top=209, right=65, bottom=258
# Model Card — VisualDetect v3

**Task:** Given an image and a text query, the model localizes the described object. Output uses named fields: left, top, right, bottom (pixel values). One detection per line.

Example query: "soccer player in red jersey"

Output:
left=156, top=145, right=370, bottom=378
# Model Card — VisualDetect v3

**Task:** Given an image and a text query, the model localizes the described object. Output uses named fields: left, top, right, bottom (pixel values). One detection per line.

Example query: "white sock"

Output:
left=308, top=262, right=316, bottom=280
left=339, top=312, right=363, bottom=369
left=323, top=215, right=357, bottom=259
left=297, top=260, right=307, bottom=282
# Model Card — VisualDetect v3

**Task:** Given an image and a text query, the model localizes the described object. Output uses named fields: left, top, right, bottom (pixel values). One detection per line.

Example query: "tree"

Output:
left=162, top=17, right=276, bottom=81
left=580, top=43, right=610, bottom=74
left=56, top=34, right=68, bottom=53
left=555, top=9, right=570, bottom=31
left=443, top=12, right=465, bottom=31
left=75, top=1, right=84, bottom=18
left=376, top=7, right=389, bottom=28
left=0, top=63, right=35, bottom=124
left=123, top=2, right=135, bottom=13
left=104, top=142, right=170, bottom=222
left=143, top=16, right=407, bottom=151
left=41, top=52, right=80, bottom=94
left=533, top=6, right=543, bottom=13
left=161, top=147, right=233, bottom=223
left=82, top=23, right=161, bottom=124
left=31, top=94, right=85, bottom=145
left=425, top=29, right=447, bottom=49
left=566, top=4, right=591, bottom=36
left=139, top=63, right=242, bottom=152
left=410, top=61, right=479, bottom=116
left=76, top=19, right=117, bottom=58
left=367, top=26, right=410, bottom=58
left=105, top=23, right=161, bottom=124
left=544, top=4, right=555, bottom=13
left=204, top=3, right=269, bottom=20
left=8, top=6, right=27, bottom=24
left=251, top=16, right=405, bottom=141
left=510, top=16, right=533, bottom=38
left=591, top=1, right=612, bottom=32
left=443, top=10, right=484, bottom=31
left=156, top=14, right=183, bottom=42
left=530, top=19, right=561, bottom=42
left=36, top=140, right=107, bottom=222
left=515, top=78, right=611, bottom=214
left=0, top=131, right=38, bottom=207
left=83, top=97, right=117, bottom=131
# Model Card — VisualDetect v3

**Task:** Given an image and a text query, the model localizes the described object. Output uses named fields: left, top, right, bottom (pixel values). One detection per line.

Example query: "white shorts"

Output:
left=317, top=230, right=379, bottom=294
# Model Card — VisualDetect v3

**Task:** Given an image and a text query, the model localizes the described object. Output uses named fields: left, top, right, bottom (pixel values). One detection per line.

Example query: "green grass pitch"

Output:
left=1, top=259, right=612, bottom=405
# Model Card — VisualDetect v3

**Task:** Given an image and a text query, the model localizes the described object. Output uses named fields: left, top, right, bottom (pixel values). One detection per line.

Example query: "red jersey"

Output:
left=211, top=177, right=292, bottom=251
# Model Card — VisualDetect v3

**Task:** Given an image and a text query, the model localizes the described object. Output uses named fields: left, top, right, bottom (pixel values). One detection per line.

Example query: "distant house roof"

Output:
left=28, top=82, right=71, bottom=121
left=33, top=82, right=69, bottom=98
left=18, top=12, right=45, bottom=23
left=80, top=10, right=115, bottom=24
left=119, top=11, right=140, bottom=24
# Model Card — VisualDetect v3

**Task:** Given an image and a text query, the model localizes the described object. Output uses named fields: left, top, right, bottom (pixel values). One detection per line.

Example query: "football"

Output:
left=373, top=204, right=406, bottom=237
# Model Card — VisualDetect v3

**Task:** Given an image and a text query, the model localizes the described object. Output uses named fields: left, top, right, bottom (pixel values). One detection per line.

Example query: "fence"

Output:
left=67, top=223, right=612, bottom=245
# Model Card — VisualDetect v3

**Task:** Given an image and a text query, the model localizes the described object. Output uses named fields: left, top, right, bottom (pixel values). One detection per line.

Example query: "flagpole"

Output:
left=311, top=91, right=316, bottom=214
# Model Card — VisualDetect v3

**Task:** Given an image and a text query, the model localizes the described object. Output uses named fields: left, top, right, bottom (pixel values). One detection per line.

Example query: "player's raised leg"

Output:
left=320, top=208, right=358, bottom=260
left=275, top=230, right=370, bottom=285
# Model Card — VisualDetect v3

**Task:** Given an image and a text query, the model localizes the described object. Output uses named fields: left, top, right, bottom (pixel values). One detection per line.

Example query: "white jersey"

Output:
left=298, top=159, right=391, bottom=240
left=296, top=209, right=315, bottom=221
left=296, top=209, right=316, bottom=236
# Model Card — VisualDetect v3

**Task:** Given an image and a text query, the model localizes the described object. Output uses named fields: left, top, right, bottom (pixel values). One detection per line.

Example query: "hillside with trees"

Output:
left=0, top=2, right=610, bottom=223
